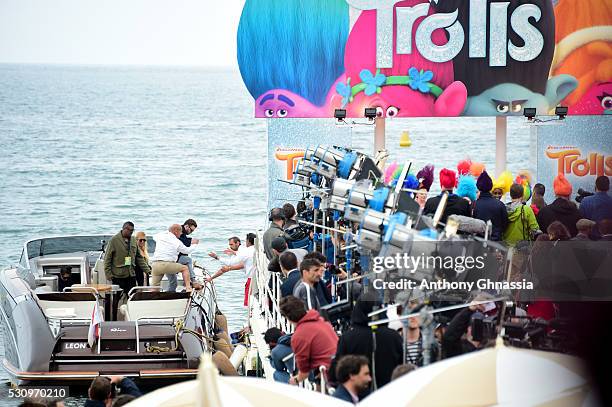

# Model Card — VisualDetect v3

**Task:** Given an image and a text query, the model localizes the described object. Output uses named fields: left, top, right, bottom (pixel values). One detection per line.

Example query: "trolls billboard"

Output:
left=237, top=0, right=612, bottom=118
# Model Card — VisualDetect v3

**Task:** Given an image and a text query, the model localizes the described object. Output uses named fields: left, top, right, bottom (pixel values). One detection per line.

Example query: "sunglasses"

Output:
left=138, top=239, right=147, bottom=242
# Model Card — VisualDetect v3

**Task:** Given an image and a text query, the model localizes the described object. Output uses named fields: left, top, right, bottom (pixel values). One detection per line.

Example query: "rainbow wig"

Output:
left=416, top=164, right=434, bottom=191
left=456, top=175, right=478, bottom=202
left=515, top=170, right=533, bottom=202
left=237, top=0, right=349, bottom=106
left=384, top=161, right=400, bottom=184
left=492, top=171, right=513, bottom=196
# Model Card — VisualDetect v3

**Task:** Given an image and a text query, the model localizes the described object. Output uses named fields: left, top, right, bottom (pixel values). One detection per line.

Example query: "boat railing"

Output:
left=253, top=232, right=293, bottom=334
left=127, top=286, right=162, bottom=297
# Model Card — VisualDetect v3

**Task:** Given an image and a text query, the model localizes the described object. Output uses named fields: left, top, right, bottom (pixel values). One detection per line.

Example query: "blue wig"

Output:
left=456, top=175, right=478, bottom=202
left=402, top=174, right=420, bottom=191
left=237, top=0, right=349, bottom=106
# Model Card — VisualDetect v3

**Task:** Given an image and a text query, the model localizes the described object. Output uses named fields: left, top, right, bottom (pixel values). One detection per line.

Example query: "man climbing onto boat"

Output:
left=168, top=218, right=200, bottom=292
left=151, top=224, right=202, bottom=292
left=104, top=221, right=151, bottom=319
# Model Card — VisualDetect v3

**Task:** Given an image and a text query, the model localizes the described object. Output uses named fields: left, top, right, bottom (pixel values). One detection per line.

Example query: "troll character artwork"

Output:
left=338, top=0, right=468, bottom=118
left=237, top=0, right=349, bottom=118
left=552, top=0, right=612, bottom=115
left=434, top=0, right=578, bottom=116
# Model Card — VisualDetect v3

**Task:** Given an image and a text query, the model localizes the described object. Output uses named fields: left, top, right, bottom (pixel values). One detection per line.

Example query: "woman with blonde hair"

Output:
left=135, top=231, right=150, bottom=286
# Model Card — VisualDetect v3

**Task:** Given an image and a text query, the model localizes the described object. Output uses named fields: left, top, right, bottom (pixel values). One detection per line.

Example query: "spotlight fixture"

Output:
left=555, top=106, right=568, bottom=120
left=523, top=107, right=537, bottom=120
left=334, top=109, right=347, bottom=121
left=364, top=107, right=377, bottom=120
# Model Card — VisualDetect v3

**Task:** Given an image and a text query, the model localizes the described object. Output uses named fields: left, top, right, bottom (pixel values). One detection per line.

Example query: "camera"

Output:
left=575, top=188, right=594, bottom=203
left=470, top=312, right=497, bottom=342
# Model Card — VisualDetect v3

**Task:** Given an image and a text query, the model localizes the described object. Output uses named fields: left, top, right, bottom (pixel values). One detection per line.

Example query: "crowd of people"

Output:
left=416, top=166, right=612, bottom=245
left=257, top=169, right=611, bottom=403
left=31, top=169, right=609, bottom=405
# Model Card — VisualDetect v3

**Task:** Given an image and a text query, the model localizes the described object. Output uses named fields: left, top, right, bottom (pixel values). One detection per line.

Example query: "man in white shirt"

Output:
left=151, top=224, right=201, bottom=292
left=207, top=234, right=256, bottom=306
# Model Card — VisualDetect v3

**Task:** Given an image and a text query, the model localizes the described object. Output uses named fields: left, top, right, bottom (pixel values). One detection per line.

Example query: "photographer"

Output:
left=442, top=297, right=493, bottom=359
left=84, top=376, right=141, bottom=407
left=330, top=292, right=403, bottom=389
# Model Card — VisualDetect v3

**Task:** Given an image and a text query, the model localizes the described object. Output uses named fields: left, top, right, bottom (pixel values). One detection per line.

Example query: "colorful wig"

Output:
left=456, top=175, right=478, bottom=202
left=237, top=0, right=349, bottom=106
left=457, top=159, right=472, bottom=176
left=469, top=162, right=485, bottom=177
left=515, top=171, right=534, bottom=202
left=384, top=161, right=400, bottom=184
left=492, top=171, right=514, bottom=197
left=386, top=163, right=419, bottom=190
left=417, top=164, right=435, bottom=191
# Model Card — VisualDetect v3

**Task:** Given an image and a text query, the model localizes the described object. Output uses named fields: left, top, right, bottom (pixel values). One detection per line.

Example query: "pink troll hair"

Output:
left=344, top=0, right=455, bottom=89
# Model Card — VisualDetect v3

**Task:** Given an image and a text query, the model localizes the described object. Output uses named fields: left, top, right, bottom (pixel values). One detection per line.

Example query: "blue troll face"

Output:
left=464, top=74, right=578, bottom=116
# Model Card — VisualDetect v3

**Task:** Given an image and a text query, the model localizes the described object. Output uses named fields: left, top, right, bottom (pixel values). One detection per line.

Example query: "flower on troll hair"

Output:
left=359, top=69, right=386, bottom=96
left=336, top=78, right=352, bottom=107
left=408, top=67, right=434, bottom=94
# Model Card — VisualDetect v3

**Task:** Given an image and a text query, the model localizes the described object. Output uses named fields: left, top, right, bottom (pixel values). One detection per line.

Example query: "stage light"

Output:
left=364, top=107, right=377, bottom=120
left=555, top=106, right=568, bottom=120
left=523, top=107, right=536, bottom=120
left=334, top=109, right=347, bottom=121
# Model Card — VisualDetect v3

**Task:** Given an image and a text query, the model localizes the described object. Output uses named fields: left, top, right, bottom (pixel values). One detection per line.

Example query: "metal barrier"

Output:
left=251, top=234, right=332, bottom=394
left=252, top=232, right=292, bottom=334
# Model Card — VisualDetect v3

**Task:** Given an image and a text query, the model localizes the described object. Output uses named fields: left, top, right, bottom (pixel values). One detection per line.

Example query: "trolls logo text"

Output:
left=546, top=148, right=612, bottom=177
left=347, top=0, right=545, bottom=68
left=275, top=148, right=306, bottom=181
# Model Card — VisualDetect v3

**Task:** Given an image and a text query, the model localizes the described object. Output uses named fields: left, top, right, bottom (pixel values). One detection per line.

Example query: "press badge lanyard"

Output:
left=124, top=238, right=132, bottom=266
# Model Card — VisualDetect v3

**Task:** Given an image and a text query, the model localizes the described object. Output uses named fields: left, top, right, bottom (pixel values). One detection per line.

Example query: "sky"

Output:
left=0, top=0, right=244, bottom=66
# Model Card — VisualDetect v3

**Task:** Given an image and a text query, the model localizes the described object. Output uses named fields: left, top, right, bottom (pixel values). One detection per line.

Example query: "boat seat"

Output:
left=37, top=292, right=99, bottom=320
left=121, top=291, right=190, bottom=321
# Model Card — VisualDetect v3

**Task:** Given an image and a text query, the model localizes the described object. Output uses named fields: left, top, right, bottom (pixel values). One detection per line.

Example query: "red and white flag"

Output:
left=87, top=302, right=103, bottom=347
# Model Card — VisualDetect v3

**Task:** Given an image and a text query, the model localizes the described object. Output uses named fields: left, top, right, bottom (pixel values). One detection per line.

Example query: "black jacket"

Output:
left=329, top=298, right=403, bottom=388
left=441, top=308, right=478, bottom=358
left=315, top=280, right=332, bottom=306
left=473, top=192, right=508, bottom=241
left=178, top=225, right=193, bottom=257
left=537, top=198, right=581, bottom=237
left=424, top=193, right=472, bottom=224
left=280, top=269, right=301, bottom=297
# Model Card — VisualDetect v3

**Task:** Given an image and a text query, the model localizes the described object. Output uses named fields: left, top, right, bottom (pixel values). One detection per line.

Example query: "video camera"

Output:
left=575, top=188, right=594, bottom=203
left=502, top=317, right=576, bottom=353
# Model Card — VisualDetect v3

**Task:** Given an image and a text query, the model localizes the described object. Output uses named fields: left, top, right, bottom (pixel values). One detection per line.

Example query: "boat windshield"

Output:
left=27, top=235, right=112, bottom=259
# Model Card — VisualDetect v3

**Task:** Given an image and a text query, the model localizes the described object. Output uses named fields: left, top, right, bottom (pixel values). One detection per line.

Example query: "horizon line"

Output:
left=0, top=61, right=239, bottom=70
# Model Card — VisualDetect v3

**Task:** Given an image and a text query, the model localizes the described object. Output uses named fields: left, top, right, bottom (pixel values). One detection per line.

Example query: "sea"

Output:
left=0, top=64, right=532, bottom=405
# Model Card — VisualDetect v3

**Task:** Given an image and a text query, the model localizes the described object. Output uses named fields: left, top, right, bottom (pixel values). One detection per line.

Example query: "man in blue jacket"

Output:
left=579, top=176, right=612, bottom=238
left=473, top=171, right=508, bottom=241
left=280, top=251, right=300, bottom=298
left=333, top=355, right=372, bottom=404
left=264, top=327, right=294, bottom=383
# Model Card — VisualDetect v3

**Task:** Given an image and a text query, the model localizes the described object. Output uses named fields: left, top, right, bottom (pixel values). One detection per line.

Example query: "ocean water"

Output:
left=0, top=64, right=532, bottom=404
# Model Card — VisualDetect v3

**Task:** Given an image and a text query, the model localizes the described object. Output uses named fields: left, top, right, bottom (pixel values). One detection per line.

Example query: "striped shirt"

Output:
left=406, top=337, right=422, bottom=366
